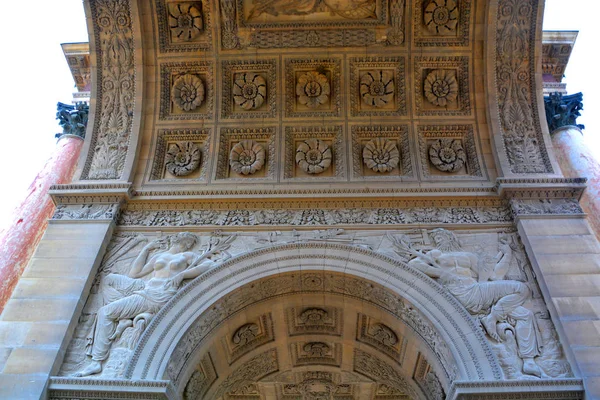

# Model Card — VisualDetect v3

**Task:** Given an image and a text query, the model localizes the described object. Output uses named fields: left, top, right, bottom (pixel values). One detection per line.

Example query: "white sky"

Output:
left=0, top=1, right=596, bottom=229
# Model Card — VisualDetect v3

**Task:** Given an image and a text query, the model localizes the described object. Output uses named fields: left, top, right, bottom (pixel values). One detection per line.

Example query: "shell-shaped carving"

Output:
left=296, top=71, right=330, bottom=109
left=229, top=140, right=266, bottom=175
left=168, top=2, right=204, bottom=42
left=424, top=0, right=459, bottom=35
left=233, top=73, right=267, bottom=110
left=428, top=138, right=467, bottom=172
left=295, top=139, right=332, bottom=175
left=172, top=73, right=205, bottom=111
left=362, top=138, right=400, bottom=173
left=165, top=141, right=201, bottom=176
left=424, top=69, right=458, bottom=107
left=360, top=70, right=395, bottom=108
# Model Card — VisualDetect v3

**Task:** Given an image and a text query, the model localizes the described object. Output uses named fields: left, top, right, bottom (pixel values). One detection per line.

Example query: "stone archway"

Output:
left=125, top=242, right=502, bottom=397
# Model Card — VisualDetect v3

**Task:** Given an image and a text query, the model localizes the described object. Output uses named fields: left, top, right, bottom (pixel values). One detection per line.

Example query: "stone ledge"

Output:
left=48, top=378, right=176, bottom=400
left=447, top=379, right=585, bottom=400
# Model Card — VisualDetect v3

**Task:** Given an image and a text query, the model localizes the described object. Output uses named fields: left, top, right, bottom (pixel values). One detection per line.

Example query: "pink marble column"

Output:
left=552, top=126, right=600, bottom=238
left=0, top=135, right=84, bottom=313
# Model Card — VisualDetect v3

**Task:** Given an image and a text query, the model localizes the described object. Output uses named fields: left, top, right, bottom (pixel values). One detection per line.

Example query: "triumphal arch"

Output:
left=3, top=0, right=599, bottom=398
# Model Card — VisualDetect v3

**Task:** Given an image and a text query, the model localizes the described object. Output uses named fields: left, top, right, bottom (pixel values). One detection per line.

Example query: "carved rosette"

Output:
left=165, top=141, right=202, bottom=176
left=172, top=73, right=205, bottom=111
left=424, top=69, right=458, bottom=107
left=296, top=71, right=330, bottom=108
left=360, top=70, right=395, bottom=108
left=428, top=139, right=466, bottom=173
left=229, top=140, right=266, bottom=175
left=424, top=0, right=459, bottom=35
left=362, top=138, right=400, bottom=173
left=168, top=2, right=204, bottom=42
left=296, top=139, right=332, bottom=174
left=233, top=72, right=267, bottom=110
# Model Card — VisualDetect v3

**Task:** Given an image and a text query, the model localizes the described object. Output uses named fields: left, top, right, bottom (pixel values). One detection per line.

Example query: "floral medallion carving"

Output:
left=172, top=73, right=205, bottom=111
left=296, top=71, right=330, bottom=109
left=168, top=2, right=203, bottom=42
left=362, top=138, right=400, bottom=173
left=165, top=141, right=201, bottom=177
left=150, top=129, right=210, bottom=182
left=229, top=140, right=266, bottom=175
left=428, top=138, right=466, bottom=173
left=295, top=139, right=332, bottom=175
left=233, top=72, right=266, bottom=110
left=424, top=69, right=458, bottom=107
left=160, top=62, right=213, bottom=120
left=222, top=59, right=277, bottom=119
left=360, top=70, right=395, bottom=108
left=415, top=57, right=470, bottom=116
left=418, top=125, right=483, bottom=179
left=424, top=0, right=458, bottom=35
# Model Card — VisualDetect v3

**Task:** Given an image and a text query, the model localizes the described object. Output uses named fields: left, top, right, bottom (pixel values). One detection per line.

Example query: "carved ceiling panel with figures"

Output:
left=130, top=0, right=499, bottom=189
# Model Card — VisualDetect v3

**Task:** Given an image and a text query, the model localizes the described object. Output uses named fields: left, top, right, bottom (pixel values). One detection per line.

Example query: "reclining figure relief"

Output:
left=74, top=232, right=236, bottom=377
left=389, top=230, right=545, bottom=378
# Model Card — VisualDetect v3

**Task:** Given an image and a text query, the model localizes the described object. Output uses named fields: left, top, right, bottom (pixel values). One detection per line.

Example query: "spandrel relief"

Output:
left=60, top=228, right=572, bottom=381
left=60, top=232, right=237, bottom=378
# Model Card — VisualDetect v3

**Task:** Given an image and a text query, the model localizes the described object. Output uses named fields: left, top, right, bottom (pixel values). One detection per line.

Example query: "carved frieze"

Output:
left=216, top=127, right=276, bottom=180
left=510, top=198, right=584, bottom=217
left=156, top=0, right=212, bottom=52
left=284, top=125, right=345, bottom=180
left=82, top=0, right=135, bottom=180
left=351, top=125, right=413, bottom=180
left=221, top=59, right=277, bottom=118
left=417, top=125, right=483, bottom=179
left=149, top=129, right=210, bottom=181
left=213, top=349, right=279, bottom=398
left=414, top=56, right=470, bottom=116
left=285, top=58, right=342, bottom=118
left=350, top=56, right=406, bottom=117
left=414, top=0, right=471, bottom=47
left=52, top=204, right=119, bottom=221
left=160, top=61, right=214, bottom=120
left=496, top=0, right=552, bottom=173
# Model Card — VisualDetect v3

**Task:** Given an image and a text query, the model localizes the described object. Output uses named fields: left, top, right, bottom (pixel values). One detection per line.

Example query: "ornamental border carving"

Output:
left=495, top=0, right=553, bottom=174
left=510, top=198, right=584, bottom=217
left=220, top=59, right=278, bottom=119
left=417, top=124, right=484, bottom=180
left=284, top=125, right=346, bottom=180
left=52, top=204, right=120, bottom=221
left=349, top=56, right=406, bottom=117
left=414, top=56, right=471, bottom=117
left=118, top=205, right=512, bottom=227
left=182, top=353, right=217, bottom=399
left=215, top=127, right=277, bottom=181
left=353, top=348, right=419, bottom=398
left=350, top=124, right=413, bottom=180
left=285, top=58, right=342, bottom=118
left=155, top=0, right=213, bottom=53
left=81, top=0, right=135, bottom=180
left=250, top=29, right=377, bottom=49
left=149, top=128, right=211, bottom=182
left=159, top=61, right=214, bottom=121
left=413, top=0, right=472, bottom=47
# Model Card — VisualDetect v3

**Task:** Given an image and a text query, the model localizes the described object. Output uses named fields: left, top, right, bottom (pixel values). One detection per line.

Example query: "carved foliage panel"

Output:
left=160, top=61, right=214, bottom=120
left=417, top=124, right=484, bottom=179
left=496, top=0, right=552, bottom=174
left=150, top=128, right=211, bottom=181
left=83, top=0, right=135, bottom=180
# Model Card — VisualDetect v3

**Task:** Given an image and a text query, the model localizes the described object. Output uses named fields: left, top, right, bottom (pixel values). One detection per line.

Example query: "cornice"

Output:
left=49, top=182, right=133, bottom=205
left=48, top=377, right=176, bottom=400
left=447, top=378, right=584, bottom=400
left=496, top=177, right=586, bottom=199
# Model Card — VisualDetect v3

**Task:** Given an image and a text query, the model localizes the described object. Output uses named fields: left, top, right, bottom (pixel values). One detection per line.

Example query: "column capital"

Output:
left=544, top=92, right=585, bottom=133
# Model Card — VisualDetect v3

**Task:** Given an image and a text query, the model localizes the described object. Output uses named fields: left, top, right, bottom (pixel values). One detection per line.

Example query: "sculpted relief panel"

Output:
left=59, top=228, right=572, bottom=385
